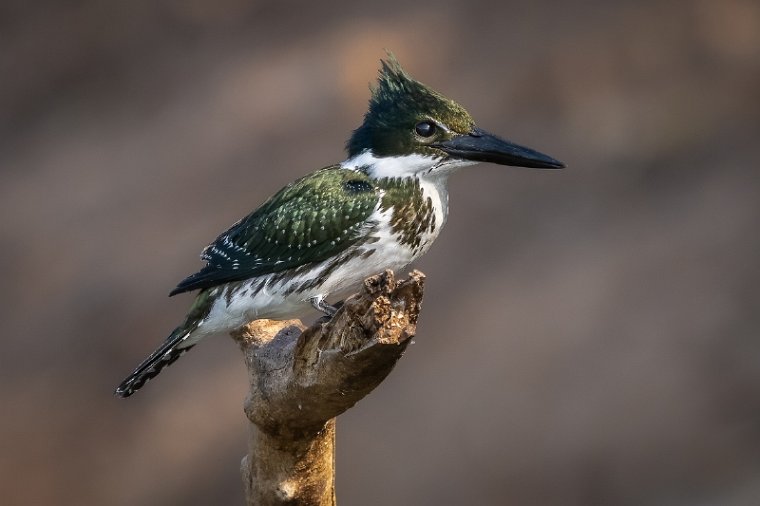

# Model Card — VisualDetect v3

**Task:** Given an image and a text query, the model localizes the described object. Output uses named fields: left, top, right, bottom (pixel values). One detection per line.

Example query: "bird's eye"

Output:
left=415, top=121, right=437, bottom=138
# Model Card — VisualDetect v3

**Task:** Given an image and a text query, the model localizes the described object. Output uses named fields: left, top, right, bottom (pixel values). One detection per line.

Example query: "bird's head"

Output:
left=346, top=54, right=564, bottom=177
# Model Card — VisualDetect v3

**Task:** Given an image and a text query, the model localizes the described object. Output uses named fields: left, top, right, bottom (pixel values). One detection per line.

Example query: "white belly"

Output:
left=199, top=244, right=411, bottom=334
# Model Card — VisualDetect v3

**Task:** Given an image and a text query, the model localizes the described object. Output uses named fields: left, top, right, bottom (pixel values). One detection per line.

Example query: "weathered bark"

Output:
left=231, top=270, right=425, bottom=506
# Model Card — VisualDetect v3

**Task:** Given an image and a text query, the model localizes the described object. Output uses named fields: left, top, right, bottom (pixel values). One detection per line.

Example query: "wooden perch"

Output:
left=231, top=269, right=425, bottom=506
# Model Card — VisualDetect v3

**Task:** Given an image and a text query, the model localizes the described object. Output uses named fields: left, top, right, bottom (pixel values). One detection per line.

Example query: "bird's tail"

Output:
left=114, top=326, right=197, bottom=398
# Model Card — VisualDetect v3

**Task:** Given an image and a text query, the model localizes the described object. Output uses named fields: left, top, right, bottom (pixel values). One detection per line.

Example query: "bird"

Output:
left=115, top=54, right=564, bottom=398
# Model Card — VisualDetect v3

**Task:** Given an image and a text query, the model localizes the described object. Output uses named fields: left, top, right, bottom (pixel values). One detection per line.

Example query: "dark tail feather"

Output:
left=115, top=327, right=196, bottom=398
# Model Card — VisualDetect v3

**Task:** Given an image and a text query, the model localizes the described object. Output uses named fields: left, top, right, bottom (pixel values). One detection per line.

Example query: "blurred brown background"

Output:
left=2, top=0, right=759, bottom=504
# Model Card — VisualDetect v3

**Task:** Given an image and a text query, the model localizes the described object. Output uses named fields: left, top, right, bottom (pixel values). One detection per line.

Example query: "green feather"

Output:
left=170, top=167, right=379, bottom=295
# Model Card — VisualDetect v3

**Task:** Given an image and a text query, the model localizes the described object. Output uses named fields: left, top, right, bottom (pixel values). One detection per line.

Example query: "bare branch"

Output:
left=231, top=270, right=425, bottom=505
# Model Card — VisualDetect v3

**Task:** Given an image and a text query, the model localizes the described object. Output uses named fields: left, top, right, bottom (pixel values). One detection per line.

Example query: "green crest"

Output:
left=347, top=53, right=474, bottom=158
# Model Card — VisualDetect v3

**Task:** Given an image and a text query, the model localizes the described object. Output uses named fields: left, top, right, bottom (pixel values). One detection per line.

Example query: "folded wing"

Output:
left=170, top=166, right=379, bottom=295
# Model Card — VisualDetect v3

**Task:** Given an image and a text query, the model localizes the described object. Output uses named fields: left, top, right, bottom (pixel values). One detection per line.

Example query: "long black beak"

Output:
left=433, top=127, right=565, bottom=169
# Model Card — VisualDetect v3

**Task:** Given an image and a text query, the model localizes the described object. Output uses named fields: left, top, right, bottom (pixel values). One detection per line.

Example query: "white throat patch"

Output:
left=341, top=151, right=439, bottom=178
left=341, top=150, right=476, bottom=179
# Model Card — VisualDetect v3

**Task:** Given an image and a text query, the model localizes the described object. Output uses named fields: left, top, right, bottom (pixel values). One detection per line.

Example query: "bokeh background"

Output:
left=2, top=0, right=759, bottom=504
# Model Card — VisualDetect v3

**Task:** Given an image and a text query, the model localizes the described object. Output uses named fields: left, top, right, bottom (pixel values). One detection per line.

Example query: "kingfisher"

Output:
left=115, top=54, right=564, bottom=397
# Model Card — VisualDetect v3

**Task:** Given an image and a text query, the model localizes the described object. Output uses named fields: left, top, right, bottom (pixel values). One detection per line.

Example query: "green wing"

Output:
left=170, top=166, right=379, bottom=295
